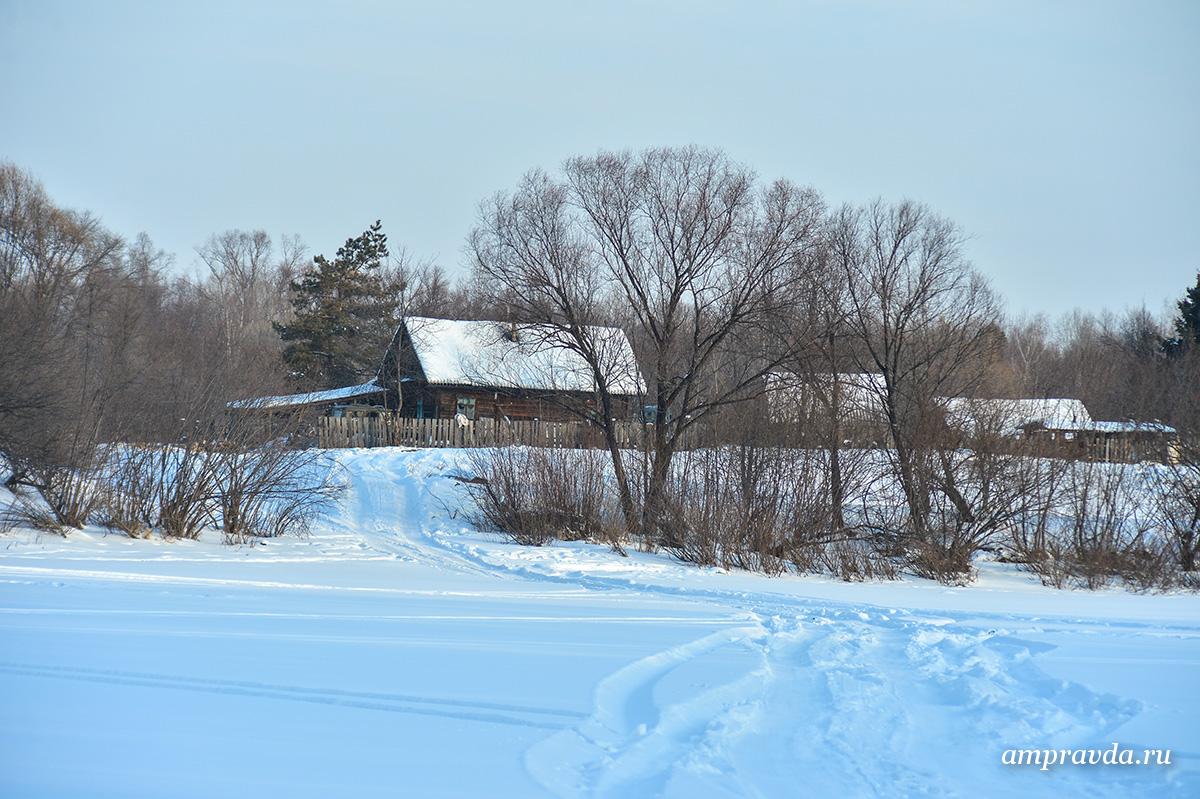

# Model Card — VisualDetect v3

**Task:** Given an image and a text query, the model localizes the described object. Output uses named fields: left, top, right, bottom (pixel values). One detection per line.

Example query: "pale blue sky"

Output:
left=2, top=0, right=1197, bottom=317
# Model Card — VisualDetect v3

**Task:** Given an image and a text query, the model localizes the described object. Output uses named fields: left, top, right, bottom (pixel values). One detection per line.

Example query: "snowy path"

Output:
left=2, top=448, right=1198, bottom=797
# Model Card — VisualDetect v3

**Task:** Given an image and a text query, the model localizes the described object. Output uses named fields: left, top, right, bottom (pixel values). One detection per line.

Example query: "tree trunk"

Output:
left=641, top=413, right=676, bottom=543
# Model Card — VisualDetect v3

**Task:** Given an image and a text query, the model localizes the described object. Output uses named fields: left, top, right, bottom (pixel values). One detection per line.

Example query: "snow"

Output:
left=226, top=381, right=385, bottom=410
left=767, top=378, right=1117, bottom=439
left=942, top=397, right=1093, bottom=435
left=1054, top=420, right=1176, bottom=434
left=2, top=447, right=1198, bottom=797
left=404, top=316, right=645, bottom=395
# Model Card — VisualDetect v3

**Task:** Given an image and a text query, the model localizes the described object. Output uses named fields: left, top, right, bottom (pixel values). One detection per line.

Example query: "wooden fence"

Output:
left=317, top=414, right=651, bottom=450
left=315, top=413, right=1171, bottom=462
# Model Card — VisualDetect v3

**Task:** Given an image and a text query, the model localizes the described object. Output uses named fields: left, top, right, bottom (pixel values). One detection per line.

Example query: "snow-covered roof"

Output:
left=768, top=376, right=1155, bottom=439
left=227, top=381, right=385, bottom=410
left=1059, top=419, right=1176, bottom=434
left=941, top=397, right=1093, bottom=436
left=401, top=317, right=645, bottom=396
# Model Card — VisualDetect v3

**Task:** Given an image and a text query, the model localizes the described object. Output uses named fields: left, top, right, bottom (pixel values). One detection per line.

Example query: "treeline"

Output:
left=1, top=150, right=1197, bottom=580
left=460, top=147, right=1198, bottom=588
left=0, top=162, right=473, bottom=539
left=0, top=162, right=489, bottom=476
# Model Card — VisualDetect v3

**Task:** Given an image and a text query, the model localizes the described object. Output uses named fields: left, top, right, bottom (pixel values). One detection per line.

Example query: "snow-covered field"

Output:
left=1, top=448, right=1197, bottom=797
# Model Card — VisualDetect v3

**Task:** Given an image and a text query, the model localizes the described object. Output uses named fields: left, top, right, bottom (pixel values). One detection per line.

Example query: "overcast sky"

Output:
left=2, top=0, right=1197, bottom=317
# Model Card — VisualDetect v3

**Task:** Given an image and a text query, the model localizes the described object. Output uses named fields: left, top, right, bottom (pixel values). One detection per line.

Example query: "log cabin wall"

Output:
left=398, top=383, right=638, bottom=423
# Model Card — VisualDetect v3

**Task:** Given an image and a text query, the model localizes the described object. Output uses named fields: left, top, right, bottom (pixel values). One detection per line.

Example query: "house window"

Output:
left=456, top=396, right=476, bottom=420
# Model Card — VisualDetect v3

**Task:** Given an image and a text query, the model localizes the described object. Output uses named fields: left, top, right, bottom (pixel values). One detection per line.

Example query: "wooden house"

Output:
left=941, top=397, right=1177, bottom=462
left=228, top=317, right=645, bottom=424
left=375, top=316, right=645, bottom=422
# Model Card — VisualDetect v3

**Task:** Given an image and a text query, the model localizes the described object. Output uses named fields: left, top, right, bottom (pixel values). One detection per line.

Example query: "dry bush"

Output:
left=7, top=493, right=66, bottom=535
left=97, top=447, right=159, bottom=538
left=157, top=443, right=221, bottom=539
left=464, top=447, right=621, bottom=549
left=907, top=446, right=1056, bottom=584
left=98, top=443, right=218, bottom=539
left=209, top=441, right=339, bottom=545
left=790, top=538, right=899, bottom=582
left=657, top=445, right=791, bottom=574
left=1006, top=458, right=1070, bottom=562
left=16, top=446, right=109, bottom=531
left=1146, top=451, right=1200, bottom=577
left=1053, top=461, right=1161, bottom=589
left=1004, top=457, right=1072, bottom=587
left=654, top=444, right=896, bottom=580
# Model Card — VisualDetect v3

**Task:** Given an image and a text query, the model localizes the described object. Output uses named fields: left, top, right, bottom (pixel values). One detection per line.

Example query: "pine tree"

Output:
left=1162, top=271, right=1200, bottom=357
left=274, top=221, right=398, bottom=388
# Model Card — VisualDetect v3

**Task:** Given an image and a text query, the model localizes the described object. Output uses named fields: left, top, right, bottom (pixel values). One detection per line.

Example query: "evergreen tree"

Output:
left=1162, top=271, right=1200, bottom=357
left=274, top=221, right=398, bottom=388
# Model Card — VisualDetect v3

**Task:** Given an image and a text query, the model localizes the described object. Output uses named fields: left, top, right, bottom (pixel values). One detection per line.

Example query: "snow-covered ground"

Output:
left=1, top=447, right=1197, bottom=797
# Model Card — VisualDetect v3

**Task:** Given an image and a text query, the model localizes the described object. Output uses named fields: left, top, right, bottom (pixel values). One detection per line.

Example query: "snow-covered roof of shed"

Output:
left=401, top=317, right=645, bottom=396
left=227, top=380, right=385, bottom=410
left=1057, top=419, right=1176, bottom=434
left=941, top=397, right=1093, bottom=435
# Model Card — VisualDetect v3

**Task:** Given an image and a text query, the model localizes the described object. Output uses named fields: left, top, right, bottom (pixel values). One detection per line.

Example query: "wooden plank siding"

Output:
left=399, top=383, right=639, bottom=424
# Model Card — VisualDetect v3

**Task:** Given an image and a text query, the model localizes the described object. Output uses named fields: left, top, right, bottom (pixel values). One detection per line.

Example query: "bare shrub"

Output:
left=209, top=441, right=339, bottom=545
left=464, top=447, right=621, bottom=549
left=658, top=445, right=807, bottom=575
left=19, top=447, right=108, bottom=531
left=655, top=443, right=897, bottom=580
left=790, top=537, right=899, bottom=582
left=1057, top=461, right=1158, bottom=589
left=1146, top=452, right=1200, bottom=577
left=157, top=443, right=220, bottom=539
left=1005, top=457, right=1072, bottom=587
left=909, top=446, right=1057, bottom=584
left=7, top=493, right=67, bottom=535
left=97, top=446, right=159, bottom=538
left=98, top=443, right=219, bottom=539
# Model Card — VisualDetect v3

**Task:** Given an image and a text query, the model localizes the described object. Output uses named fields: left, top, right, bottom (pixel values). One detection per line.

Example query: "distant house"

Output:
left=940, top=397, right=1093, bottom=437
left=940, top=396, right=1175, bottom=459
left=765, top=373, right=1176, bottom=462
left=377, top=316, right=644, bottom=422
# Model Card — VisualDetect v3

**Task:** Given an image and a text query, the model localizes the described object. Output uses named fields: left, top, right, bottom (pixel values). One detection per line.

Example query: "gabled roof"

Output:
left=941, top=397, right=1092, bottom=436
left=767, top=374, right=1131, bottom=437
left=227, top=380, right=385, bottom=410
left=398, top=317, right=645, bottom=396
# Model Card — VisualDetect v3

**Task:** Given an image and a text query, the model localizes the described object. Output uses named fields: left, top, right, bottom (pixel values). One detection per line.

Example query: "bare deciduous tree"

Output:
left=471, top=146, right=825, bottom=540
left=829, top=199, right=1002, bottom=546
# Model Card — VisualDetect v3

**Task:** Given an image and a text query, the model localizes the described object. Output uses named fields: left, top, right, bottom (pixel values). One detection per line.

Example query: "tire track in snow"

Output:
left=0, top=661, right=583, bottom=730
left=524, top=622, right=774, bottom=798
left=449, top=542, right=1160, bottom=796
left=523, top=610, right=1156, bottom=797
left=329, top=449, right=500, bottom=580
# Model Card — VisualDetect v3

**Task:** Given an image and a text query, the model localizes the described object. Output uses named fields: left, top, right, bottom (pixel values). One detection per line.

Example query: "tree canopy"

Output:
left=1162, top=271, right=1200, bottom=356
left=274, top=221, right=397, bottom=388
